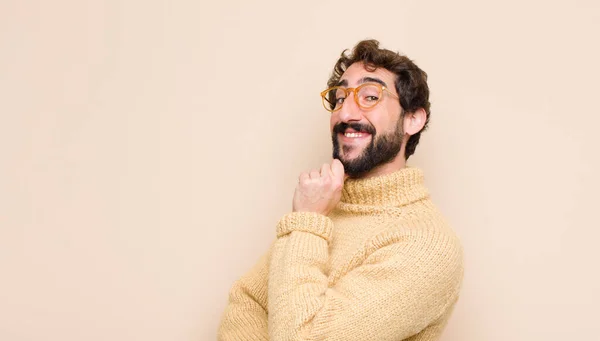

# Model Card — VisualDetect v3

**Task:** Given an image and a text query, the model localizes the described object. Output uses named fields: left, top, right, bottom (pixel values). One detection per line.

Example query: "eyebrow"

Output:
left=336, top=77, right=388, bottom=88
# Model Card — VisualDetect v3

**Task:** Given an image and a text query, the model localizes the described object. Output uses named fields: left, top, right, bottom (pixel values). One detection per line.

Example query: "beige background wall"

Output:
left=1, top=0, right=599, bottom=340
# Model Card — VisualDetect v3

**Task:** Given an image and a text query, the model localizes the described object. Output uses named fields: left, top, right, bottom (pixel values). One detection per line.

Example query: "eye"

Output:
left=364, top=95, right=379, bottom=102
left=336, top=97, right=346, bottom=104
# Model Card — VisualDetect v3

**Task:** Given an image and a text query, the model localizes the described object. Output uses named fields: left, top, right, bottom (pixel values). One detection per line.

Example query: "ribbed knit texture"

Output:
left=217, top=167, right=464, bottom=341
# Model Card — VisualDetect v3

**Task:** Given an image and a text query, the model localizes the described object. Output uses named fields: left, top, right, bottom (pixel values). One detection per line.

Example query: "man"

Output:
left=217, top=39, right=464, bottom=341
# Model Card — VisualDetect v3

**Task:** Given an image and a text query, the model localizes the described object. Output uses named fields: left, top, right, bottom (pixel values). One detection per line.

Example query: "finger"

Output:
left=299, top=172, right=310, bottom=183
left=331, top=159, right=345, bottom=181
left=310, top=169, right=320, bottom=180
left=320, top=163, right=331, bottom=178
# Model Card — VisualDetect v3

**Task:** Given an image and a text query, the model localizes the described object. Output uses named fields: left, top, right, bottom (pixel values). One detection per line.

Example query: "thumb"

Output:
left=331, top=159, right=345, bottom=182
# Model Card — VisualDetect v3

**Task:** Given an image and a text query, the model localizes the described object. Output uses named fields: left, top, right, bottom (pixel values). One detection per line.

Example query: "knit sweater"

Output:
left=217, top=167, right=464, bottom=341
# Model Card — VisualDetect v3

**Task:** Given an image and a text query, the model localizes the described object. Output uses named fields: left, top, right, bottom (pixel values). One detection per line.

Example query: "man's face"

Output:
left=330, top=62, right=404, bottom=177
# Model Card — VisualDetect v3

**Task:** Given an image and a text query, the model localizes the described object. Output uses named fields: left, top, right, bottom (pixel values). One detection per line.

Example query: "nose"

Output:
left=336, top=95, right=362, bottom=122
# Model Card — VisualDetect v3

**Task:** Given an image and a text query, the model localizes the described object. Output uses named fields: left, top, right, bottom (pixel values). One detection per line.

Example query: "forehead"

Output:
left=340, top=62, right=396, bottom=87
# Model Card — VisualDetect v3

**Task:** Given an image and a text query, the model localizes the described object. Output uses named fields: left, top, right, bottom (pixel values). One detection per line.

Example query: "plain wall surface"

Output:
left=1, top=0, right=599, bottom=340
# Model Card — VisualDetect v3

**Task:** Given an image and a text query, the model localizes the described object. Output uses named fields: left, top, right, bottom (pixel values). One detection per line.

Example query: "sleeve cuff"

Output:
left=276, top=212, right=333, bottom=241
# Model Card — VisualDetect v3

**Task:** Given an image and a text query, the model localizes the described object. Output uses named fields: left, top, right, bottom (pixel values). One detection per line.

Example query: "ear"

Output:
left=403, top=108, right=427, bottom=136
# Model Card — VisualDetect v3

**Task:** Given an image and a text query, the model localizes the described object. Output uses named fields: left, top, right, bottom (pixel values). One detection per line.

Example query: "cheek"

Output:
left=363, top=112, right=384, bottom=133
left=376, top=105, right=401, bottom=132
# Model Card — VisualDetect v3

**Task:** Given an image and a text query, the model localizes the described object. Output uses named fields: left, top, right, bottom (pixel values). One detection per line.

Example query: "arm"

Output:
left=217, top=157, right=343, bottom=340
left=217, top=247, right=271, bottom=341
left=267, top=212, right=463, bottom=341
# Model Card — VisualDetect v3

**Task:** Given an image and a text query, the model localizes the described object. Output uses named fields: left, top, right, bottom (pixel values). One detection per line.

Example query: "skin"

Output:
left=293, top=62, right=427, bottom=216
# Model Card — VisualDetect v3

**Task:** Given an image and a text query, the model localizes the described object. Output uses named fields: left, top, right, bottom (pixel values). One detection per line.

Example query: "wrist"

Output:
left=276, top=212, right=333, bottom=241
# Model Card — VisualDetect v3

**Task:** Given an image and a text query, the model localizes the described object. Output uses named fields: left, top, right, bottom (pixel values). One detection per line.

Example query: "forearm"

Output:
left=267, top=212, right=333, bottom=340
left=218, top=283, right=269, bottom=341
left=218, top=249, right=271, bottom=341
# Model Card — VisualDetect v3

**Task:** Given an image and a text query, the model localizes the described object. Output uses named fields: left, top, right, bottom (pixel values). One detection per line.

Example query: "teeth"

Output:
left=344, top=132, right=364, bottom=138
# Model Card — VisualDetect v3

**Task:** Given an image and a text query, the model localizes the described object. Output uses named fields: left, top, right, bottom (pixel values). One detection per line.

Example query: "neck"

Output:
left=340, top=165, right=428, bottom=207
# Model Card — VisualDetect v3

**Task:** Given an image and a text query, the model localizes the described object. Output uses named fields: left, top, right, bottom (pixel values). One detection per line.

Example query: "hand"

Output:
left=292, top=159, right=347, bottom=216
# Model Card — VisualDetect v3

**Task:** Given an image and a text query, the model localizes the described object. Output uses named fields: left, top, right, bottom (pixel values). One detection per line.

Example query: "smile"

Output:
left=339, top=131, right=372, bottom=144
left=344, top=132, right=367, bottom=138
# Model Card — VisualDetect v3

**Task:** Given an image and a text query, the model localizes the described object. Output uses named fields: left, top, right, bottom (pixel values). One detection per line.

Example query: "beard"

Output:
left=332, top=119, right=404, bottom=178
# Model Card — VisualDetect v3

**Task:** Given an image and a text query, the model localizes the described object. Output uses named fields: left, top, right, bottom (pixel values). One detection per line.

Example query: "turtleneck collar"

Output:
left=340, top=167, right=429, bottom=207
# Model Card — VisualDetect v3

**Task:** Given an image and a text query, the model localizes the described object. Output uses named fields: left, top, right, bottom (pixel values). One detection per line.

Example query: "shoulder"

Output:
left=370, top=197, right=461, bottom=243
left=365, top=204, right=464, bottom=275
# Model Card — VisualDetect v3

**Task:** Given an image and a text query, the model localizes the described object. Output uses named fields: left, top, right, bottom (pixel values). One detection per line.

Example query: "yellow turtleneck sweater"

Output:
left=217, top=167, right=464, bottom=341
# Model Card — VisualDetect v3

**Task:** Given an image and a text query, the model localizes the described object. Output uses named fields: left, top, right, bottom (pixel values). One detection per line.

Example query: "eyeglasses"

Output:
left=320, top=83, right=399, bottom=113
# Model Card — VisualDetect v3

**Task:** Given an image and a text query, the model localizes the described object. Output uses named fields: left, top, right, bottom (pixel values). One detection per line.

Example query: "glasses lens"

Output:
left=357, top=84, right=382, bottom=109
left=323, top=87, right=346, bottom=112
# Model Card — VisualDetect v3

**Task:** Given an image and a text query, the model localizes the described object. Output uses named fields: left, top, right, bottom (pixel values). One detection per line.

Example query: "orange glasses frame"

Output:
left=320, top=83, right=399, bottom=112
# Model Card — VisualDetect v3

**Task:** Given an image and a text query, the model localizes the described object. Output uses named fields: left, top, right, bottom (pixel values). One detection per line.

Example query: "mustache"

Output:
left=333, top=122, right=376, bottom=135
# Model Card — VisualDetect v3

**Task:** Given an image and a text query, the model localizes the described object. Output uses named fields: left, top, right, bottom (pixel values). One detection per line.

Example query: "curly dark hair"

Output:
left=327, top=39, right=431, bottom=160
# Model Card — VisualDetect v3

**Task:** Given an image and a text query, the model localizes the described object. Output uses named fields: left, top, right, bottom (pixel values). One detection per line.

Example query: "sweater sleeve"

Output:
left=267, top=212, right=463, bottom=341
left=217, top=246, right=271, bottom=341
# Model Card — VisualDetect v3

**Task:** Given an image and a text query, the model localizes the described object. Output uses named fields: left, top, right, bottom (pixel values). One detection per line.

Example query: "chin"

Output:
left=342, top=148, right=364, bottom=160
left=341, top=154, right=358, bottom=163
